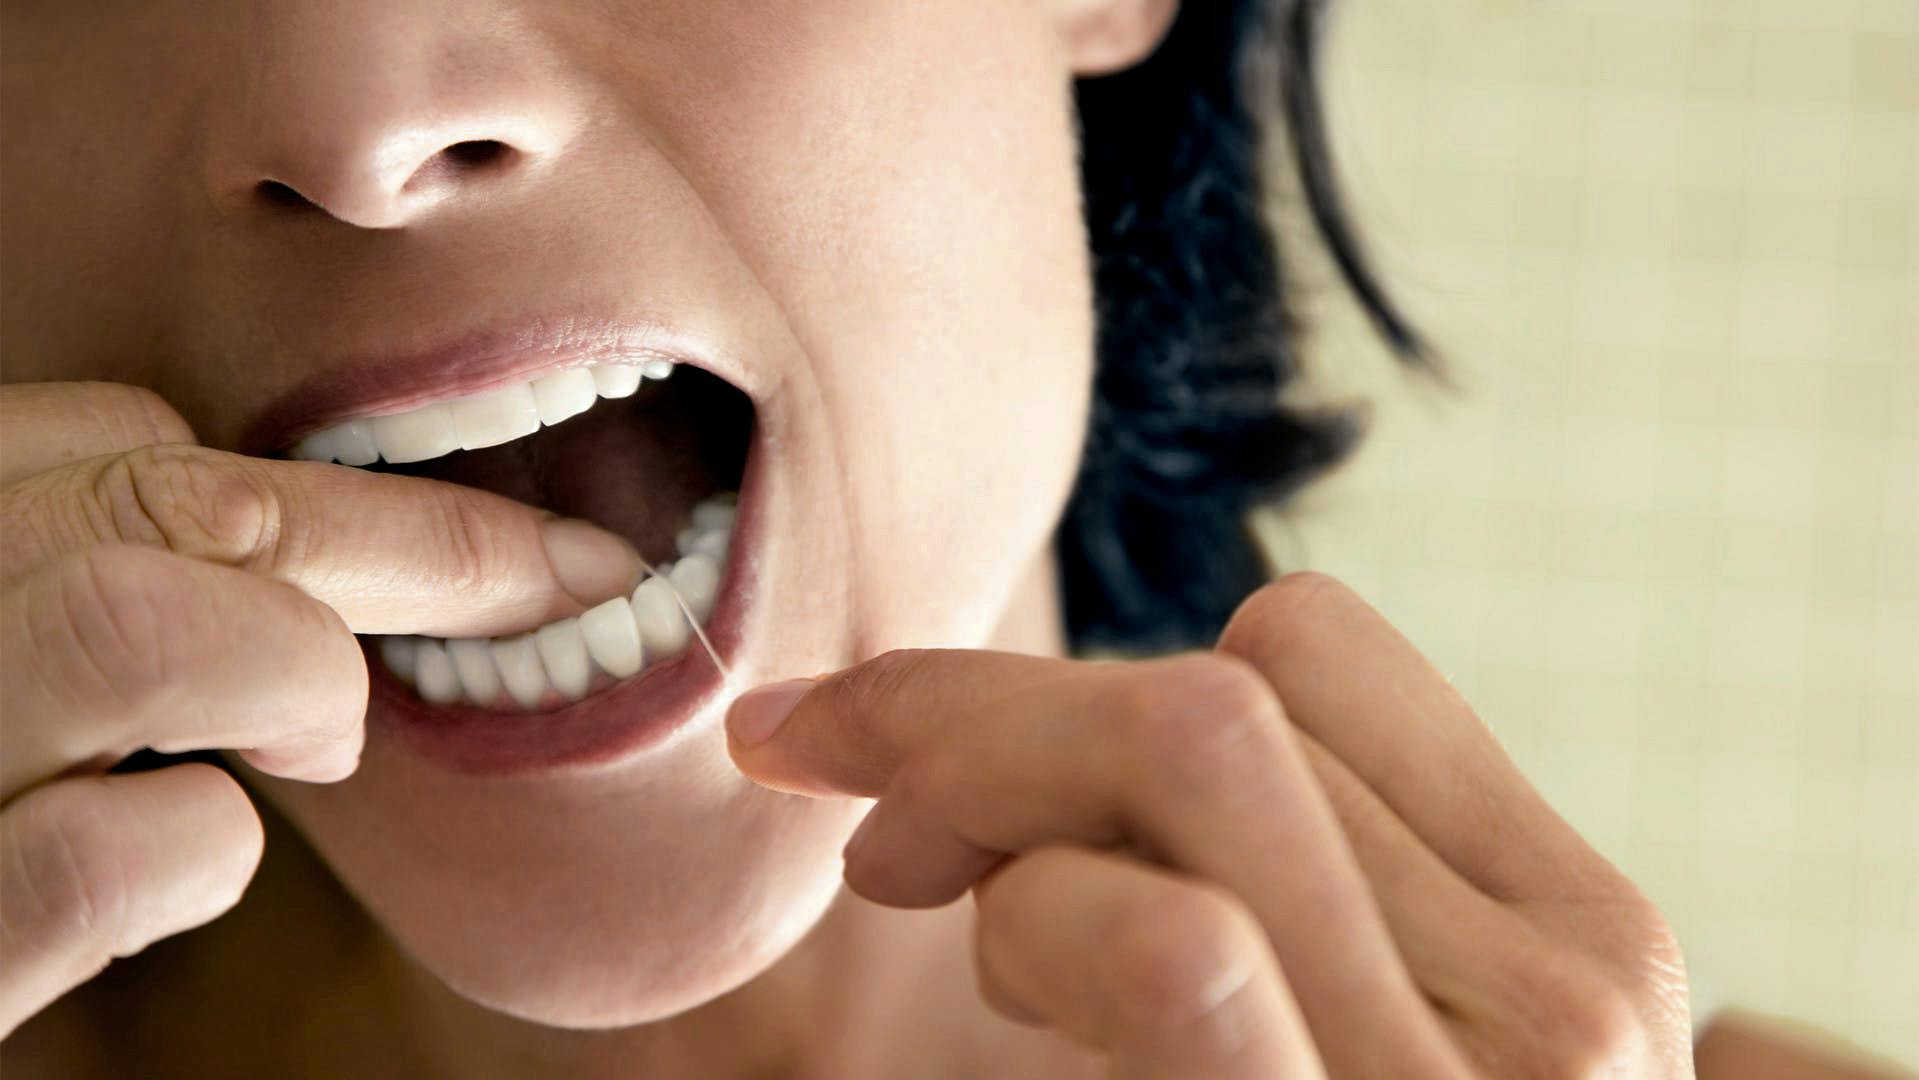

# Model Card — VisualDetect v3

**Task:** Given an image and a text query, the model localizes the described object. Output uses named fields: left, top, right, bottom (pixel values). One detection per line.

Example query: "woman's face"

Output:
left=1, top=1, right=1148, bottom=1025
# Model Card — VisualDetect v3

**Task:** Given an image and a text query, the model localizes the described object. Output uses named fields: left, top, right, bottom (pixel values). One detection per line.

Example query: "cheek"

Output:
left=0, top=9, right=195, bottom=386
left=645, top=0, right=1096, bottom=643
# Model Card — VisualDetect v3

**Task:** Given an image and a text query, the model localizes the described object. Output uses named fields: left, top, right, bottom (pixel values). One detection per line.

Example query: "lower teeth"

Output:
left=376, top=493, right=735, bottom=710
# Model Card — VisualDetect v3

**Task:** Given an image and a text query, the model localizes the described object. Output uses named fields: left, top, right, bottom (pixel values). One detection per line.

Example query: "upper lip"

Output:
left=240, top=314, right=751, bottom=456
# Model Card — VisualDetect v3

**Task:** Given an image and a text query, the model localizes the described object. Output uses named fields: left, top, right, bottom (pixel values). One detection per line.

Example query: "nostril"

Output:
left=404, top=139, right=520, bottom=194
left=255, top=179, right=316, bottom=211
left=245, top=140, right=524, bottom=224
left=442, top=139, right=513, bottom=169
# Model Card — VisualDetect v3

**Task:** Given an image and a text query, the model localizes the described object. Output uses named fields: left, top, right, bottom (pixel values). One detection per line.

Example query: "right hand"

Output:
left=0, top=381, right=636, bottom=1036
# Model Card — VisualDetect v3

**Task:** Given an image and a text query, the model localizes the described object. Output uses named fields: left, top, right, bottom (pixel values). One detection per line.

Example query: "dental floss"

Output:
left=634, top=553, right=732, bottom=682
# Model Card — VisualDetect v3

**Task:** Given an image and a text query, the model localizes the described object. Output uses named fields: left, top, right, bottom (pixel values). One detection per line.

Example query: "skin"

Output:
left=0, top=1, right=1693, bottom=1075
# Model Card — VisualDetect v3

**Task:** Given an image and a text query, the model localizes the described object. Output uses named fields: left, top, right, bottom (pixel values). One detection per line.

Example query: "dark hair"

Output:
left=1060, top=0, right=1427, bottom=654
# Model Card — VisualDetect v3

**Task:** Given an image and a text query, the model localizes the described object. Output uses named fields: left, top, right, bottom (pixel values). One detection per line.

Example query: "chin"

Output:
left=424, top=830, right=853, bottom=1030
left=249, top=572, right=910, bottom=1033
left=258, top=713, right=874, bottom=1028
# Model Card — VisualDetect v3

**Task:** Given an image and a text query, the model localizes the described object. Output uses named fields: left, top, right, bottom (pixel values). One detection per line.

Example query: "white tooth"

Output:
left=591, top=364, right=643, bottom=399
left=669, top=552, right=721, bottom=623
left=449, top=383, right=541, bottom=451
left=447, top=638, right=502, bottom=705
left=675, top=525, right=701, bottom=557
left=631, top=574, right=691, bottom=657
left=415, top=640, right=463, bottom=705
left=332, top=420, right=381, bottom=466
left=534, top=618, right=593, bottom=700
left=531, top=368, right=599, bottom=427
left=691, top=499, right=736, bottom=533
left=371, top=404, right=460, bottom=464
left=292, top=428, right=342, bottom=463
left=579, top=597, right=644, bottom=679
left=690, top=529, right=728, bottom=561
left=378, top=636, right=419, bottom=686
left=492, top=633, right=550, bottom=709
left=640, top=359, right=674, bottom=380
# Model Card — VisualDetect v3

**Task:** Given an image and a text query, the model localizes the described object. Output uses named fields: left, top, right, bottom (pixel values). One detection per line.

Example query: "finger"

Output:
left=1294, top=735, right=1639, bottom=1076
left=1216, top=573, right=1605, bottom=902
left=0, top=383, right=196, bottom=486
left=973, top=845, right=1321, bottom=1079
left=0, top=764, right=262, bottom=1038
left=830, top=679, right=1574, bottom=1074
left=1, top=443, right=637, bottom=637
left=730, top=650, right=1470, bottom=1076
left=1293, top=734, right=1508, bottom=992
left=1, top=545, right=368, bottom=800
left=726, top=651, right=1079, bottom=797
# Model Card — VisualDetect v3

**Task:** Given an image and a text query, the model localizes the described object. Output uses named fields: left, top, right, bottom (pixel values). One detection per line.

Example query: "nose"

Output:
left=207, top=5, right=580, bottom=230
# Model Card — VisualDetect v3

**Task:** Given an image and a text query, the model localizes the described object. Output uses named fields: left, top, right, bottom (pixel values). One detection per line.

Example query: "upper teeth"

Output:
left=291, top=359, right=675, bottom=466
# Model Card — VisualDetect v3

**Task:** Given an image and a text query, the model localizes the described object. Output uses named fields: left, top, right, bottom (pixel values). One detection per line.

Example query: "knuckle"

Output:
left=1105, top=653, right=1285, bottom=796
left=1166, top=652, right=1279, bottom=720
left=93, top=383, right=195, bottom=448
left=1219, top=570, right=1354, bottom=658
left=427, top=488, right=515, bottom=595
left=1541, top=861, right=1689, bottom=993
left=1609, top=885, right=1680, bottom=961
left=45, top=546, right=195, bottom=712
left=828, top=648, right=935, bottom=723
left=1505, top=959, right=1645, bottom=1078
left=1549, top=987, right=1643, bottom=1078
left=5, top=784, right=133, bottom=952
left=892, top=742, right=967, bottom=814
left=1604, top=890, right=1691, bottom=1029
left=101, top=445, right=281, bottom=567
left=1102, top=882, right=1268, bottom=1059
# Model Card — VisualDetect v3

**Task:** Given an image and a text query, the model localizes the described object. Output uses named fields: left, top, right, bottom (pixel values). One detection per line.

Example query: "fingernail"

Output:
left=729, top=678, right=814, bottom=746
left=541, top=517, right=642, bottom=605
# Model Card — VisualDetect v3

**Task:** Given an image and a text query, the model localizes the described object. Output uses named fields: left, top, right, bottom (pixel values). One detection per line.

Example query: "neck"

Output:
left=367, top=544, right=1071, bottom=1078
left=986, top=541, right=1070, bottom=657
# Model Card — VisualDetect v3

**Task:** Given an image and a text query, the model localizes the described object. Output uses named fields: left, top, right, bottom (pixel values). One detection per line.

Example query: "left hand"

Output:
left=726, top=573, right=1693, bottom=1078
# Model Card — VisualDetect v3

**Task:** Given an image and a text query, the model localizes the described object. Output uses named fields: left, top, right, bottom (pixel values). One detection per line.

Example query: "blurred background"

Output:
left=1256, top=0, right=1916, bottom=1063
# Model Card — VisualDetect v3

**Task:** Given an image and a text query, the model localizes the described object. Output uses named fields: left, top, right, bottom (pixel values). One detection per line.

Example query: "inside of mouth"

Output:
left=366, top=366, right=753, bottom=563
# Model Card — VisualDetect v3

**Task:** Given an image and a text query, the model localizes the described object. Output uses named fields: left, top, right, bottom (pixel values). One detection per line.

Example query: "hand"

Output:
left=0, top=381, right=635, bottom=1036
left=726, top=574, right=1693, bottom=1077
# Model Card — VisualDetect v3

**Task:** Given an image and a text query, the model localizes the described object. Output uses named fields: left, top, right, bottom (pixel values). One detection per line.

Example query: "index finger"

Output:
left=724, top=650, right=1082, bottom=796
left=0, top=444, right=639, bottom=638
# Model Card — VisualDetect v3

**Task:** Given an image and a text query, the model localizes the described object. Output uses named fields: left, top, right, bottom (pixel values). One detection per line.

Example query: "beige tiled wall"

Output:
left=1261, top=0, right=1916, bottom=1062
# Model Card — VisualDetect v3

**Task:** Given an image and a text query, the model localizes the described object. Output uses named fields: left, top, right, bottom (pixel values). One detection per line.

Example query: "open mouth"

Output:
left=285, top=357, right=756, bottom=720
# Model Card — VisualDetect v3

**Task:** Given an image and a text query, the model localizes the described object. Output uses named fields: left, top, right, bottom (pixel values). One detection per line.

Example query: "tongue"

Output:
left=385, top=375, right=749, bottom=564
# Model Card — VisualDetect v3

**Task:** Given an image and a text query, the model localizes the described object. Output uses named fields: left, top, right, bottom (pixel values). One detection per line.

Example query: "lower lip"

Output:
left=362, top=431, right=766, bottom=777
